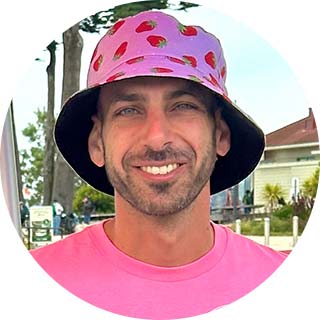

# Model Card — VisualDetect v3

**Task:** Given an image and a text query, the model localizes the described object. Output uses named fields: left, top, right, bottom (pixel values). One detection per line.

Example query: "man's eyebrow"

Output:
left=109, top=93, right=146, bottom=105
left=165, top=85, right=209, bottom=106
left=166, top=89, right=199, bottom=100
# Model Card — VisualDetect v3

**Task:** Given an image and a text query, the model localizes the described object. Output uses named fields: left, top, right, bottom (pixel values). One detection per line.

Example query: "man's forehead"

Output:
left=99, top=76, right=212, bottom=102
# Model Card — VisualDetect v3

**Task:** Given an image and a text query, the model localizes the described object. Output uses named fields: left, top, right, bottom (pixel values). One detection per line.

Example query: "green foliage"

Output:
left=20, top=108, right=46, bottom=206
left=235, top=219, right=264, bottom=236
left=302, top=165, right=319, bottom=199
left=73, top=183, right=115, bottom=214
left=230, top=216, right=304, bottom=236
left=262, top=183, right=284, bottom=210
left=269, top=217, right=297, bottom=236
left=79, top=1, right=199, bottom=33
left=174, top=1, right=200, bottom=11
left=80, top=1, right=169, bottom=33
left=272, top=205, right=293, bottom=220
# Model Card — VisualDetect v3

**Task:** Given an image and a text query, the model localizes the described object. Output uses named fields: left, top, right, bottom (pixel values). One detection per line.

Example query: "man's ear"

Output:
left=215, top=110, right=231, bottom=156
left=88, top=115, right=105, bottom=167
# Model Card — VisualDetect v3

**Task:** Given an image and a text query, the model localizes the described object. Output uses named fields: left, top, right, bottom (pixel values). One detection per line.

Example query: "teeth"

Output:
left=141, top=164, right=179, bottom=175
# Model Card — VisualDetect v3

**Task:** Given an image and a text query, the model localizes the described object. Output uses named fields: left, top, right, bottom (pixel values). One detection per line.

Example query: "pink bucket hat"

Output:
left=54, top=10, right=265, bottom=195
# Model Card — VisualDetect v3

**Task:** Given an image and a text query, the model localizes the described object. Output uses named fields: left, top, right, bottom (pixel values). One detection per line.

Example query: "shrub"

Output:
left=229, top=216, right=304, bottom=236
left=302, top=165, right=319, bottom=199
left=73, top=184, right=115, bottom=214
left=272, top=205, right=293, bottom=220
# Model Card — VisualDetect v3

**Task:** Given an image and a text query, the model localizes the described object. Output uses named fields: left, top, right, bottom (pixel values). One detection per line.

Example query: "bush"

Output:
left=302, top=165, right=319, bottom=199
left=238, top=219, right=264, bottom=236
left=229, top=216, right=304, bottom=236
left=272, top=205, right=293, bottom=220
left=73, top=184, right=115, bottom=214
left=270, top=217, right=294, bottom=236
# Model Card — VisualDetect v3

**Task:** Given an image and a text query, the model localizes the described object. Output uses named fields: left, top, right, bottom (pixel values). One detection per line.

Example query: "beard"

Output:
left=103, top=142, right=216, bottom=217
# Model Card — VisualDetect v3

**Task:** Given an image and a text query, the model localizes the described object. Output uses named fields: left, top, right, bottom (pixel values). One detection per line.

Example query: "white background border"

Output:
left=0, top=1, right=319, bottom=319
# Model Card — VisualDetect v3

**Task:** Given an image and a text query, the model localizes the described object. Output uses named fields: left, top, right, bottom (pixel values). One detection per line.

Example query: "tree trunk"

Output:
left=52, top=24, right=83, bottom=212
left=43, top=41, right=57, bottom=205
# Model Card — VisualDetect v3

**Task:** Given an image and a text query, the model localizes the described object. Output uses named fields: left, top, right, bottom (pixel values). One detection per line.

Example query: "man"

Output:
left=52, top=199, right=64, bottom=235
left=242, top=189, right=253, bottom=214
left=31, top=11, right=287, bottom=319
left=19, top=201, right=29, bottom=226
left=81, top=196, right=95, bottom=224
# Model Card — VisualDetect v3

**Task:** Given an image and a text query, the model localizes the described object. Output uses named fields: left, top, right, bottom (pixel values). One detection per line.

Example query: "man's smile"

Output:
left=140, top=163, right=180, bottom=175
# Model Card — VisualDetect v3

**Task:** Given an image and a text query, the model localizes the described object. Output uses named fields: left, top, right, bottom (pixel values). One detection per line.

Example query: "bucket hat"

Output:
left=54, top=10, right=265, bottom=196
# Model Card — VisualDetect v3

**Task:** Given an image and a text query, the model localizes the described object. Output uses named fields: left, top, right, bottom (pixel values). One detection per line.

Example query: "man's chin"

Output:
left=126, top=189, right=196, bottom=217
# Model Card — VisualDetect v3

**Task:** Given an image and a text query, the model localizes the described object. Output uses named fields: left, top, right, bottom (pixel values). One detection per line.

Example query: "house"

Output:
left=253, top=108, right=319, bottom=207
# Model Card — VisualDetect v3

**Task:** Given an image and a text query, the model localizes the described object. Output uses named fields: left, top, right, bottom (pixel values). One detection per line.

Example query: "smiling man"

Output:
left=31, top=10, right=287, bottom=319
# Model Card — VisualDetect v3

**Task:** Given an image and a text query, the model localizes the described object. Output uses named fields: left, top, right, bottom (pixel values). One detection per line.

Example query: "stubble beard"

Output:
left=103, top=143, right=216, bottom=217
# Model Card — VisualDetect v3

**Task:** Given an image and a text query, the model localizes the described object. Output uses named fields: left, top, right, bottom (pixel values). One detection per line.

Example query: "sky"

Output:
left=12, top=5, right=310, bottom=151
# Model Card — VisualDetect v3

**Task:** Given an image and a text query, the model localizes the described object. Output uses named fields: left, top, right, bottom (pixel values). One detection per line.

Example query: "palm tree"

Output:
left=262, top=183, right=284, bottom=213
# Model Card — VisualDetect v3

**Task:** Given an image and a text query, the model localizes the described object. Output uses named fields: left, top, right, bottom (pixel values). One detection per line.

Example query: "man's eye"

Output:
left=173, top=103, right=197, bottom=111
left=115, top=107, right=140, bottom=116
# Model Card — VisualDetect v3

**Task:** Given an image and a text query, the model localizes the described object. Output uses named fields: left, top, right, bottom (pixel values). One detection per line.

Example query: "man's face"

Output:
left=89, top=77, right=230, bottom=216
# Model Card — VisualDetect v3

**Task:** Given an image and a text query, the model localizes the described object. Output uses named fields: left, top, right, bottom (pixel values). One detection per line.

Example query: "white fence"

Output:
left=235, top=216, right=299, bottom=247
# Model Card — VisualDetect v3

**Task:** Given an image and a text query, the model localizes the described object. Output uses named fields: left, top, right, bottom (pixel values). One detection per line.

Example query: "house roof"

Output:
left=266, top=108, right=319, bottom=146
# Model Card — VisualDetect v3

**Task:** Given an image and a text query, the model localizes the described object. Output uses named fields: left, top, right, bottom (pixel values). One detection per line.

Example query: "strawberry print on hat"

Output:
left=188, top=75, right=203, bottom=83
left=166, top=56, right=186, bottom=65
left=178, top=23, right=197, bottom=36
left=106, top=72, right=126, bottom=82
left=87, top=10, right=229, bottom=100
left=136, top=20, right=157, bottom=33
left=182, top=55, right=197, bottom=67
left=93, top=54, right=103, bottom=71
left=151, top=67, right=174, bottom=73
left=126, top=56, right=145, bottom=64
left=205, top=51, right=217, bottom=69
left=107, top=19, right=126, bottom=36
left=204, top=74, right=223, bottom=90
left=147, top=35, right=168, bottom=48
left=220, top=65, right=226, bottom=79
left=113, top=41, right=128, bottom=60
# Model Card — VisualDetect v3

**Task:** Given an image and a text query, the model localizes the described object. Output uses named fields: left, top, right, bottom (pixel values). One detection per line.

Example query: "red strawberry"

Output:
left=205, top=51, right=216, bottom=69
left=204, top=74, right=222, bottom=89
left=93, top=54, right=103, bottom=71
left=188, top=75, right=203, bottom=83
left=182, top=55, right=197, bottom=67
left=167, top=56, right=185, bottom=65
left=179, top=24, right=197, bottom=36
left=220, top=66, right=226, bottom=79
left=151, top=67, right=173, bottom=73
left=107, top=20, right=125, bottom=35
left=135, top=20, right=157, bottom=33
left=113, top=41, right=128, bottom=60
left=126, top=56, right=144, bottom=64
left=147, top=35, right=167, bottom=48
left=106, top=72, right=125, bottom=82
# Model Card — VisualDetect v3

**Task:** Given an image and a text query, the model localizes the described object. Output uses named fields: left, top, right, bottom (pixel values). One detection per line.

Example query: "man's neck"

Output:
left=103, top=187, right=214, bottom=267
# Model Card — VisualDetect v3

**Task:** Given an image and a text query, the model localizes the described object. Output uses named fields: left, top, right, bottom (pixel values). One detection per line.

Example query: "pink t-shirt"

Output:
left=31, top=221, right=287, bottom=319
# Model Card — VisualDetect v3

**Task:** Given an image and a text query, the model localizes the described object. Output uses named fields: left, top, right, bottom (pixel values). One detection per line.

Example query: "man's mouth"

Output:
left=140, top=163, right=180, bottom=175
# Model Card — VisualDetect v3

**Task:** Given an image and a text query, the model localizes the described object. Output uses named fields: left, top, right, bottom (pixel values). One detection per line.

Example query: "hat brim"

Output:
left=54, top=74, right=265, bottom=196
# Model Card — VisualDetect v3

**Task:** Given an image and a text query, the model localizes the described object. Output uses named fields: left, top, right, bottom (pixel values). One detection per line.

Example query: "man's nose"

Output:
left=142, top=112, right=173, bottom=150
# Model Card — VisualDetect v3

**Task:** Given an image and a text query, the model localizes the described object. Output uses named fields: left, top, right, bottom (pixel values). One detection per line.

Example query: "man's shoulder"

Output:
left=30, top=222, right=103, bottom=264
left=214, top=223, right=287, bottom=263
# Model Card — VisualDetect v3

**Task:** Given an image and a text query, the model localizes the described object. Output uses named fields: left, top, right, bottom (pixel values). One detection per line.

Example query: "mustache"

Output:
left=125, top=145, right=194, bottom=163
